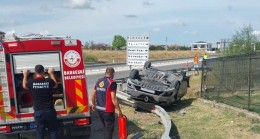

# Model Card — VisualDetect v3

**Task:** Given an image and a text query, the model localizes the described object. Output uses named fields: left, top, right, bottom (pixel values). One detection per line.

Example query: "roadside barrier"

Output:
left=116, top=91, right=172, bottom=139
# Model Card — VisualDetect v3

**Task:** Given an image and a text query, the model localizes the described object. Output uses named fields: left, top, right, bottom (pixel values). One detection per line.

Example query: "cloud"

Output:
left=39, top=4, right=53, bottom=12
left=63, top=0, right=95, bottom=10
left=183, top=30, right=197, bottom=35
left=143, top=1, right=154, bottom=6
left=152, top=27, right=160, bottom=32
left=172, top=20, right=187, bottom=26
left=124, top=14, right=138, bottom=18
left=252, top=30, right=260, bottom=36
left=39, top=30, right=50, bottom=35
left=0, top=20, right=19, bottom=27
left=225, top=20, right=236, bottom=25
left=227, top=5, right=233, bottom=11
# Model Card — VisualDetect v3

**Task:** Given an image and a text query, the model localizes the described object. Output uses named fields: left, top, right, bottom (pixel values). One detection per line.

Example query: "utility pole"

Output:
left=221, top=39, right=230, bottom=51
left=165, top=36, right=168, bottom=51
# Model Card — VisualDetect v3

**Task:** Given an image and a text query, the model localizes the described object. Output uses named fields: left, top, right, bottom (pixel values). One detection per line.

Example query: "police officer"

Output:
left=22, top=65, right=58, bottom=139
left=91, top=67, right=123, bottom=139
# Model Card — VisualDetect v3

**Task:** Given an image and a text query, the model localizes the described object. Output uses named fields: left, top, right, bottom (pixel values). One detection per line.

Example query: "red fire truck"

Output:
left=0, top=32, right=90, bottom=137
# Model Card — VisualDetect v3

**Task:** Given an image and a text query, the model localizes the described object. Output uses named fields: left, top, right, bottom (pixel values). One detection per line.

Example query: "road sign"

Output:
left=127, top=35, right=149, bottom=66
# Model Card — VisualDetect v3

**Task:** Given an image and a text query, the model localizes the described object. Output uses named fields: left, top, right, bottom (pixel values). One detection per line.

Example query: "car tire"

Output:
left=129, top=69, right=140, bottom=80
left=144, top=61, right=151, bottom=69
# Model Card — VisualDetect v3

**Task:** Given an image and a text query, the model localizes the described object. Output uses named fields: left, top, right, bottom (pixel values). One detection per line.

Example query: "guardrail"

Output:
left=116, top=77, right=173, bottom=139
left=116, top=90, right=172, bottom=139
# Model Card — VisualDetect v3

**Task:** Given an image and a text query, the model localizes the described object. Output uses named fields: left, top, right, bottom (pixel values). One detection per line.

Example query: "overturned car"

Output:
left=127, top=62, right=190, bottom=106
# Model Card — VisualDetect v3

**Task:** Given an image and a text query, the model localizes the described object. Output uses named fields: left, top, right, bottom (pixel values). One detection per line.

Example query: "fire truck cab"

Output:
left=0, top=32, right=90, bottom=137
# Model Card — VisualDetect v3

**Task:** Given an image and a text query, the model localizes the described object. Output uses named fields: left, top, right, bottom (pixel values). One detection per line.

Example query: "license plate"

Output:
left=61, top=120, right=74, bottom=126
left=140, top=88, right=155, bottom=94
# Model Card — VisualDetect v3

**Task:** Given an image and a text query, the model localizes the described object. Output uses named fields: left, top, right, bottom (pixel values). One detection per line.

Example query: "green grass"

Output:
left=251, top=124, right=260, bottom=134
left=84, top=55, right=98, bottom=62
left=128, top=118, right=139, bottom=126
left=204, top=91, right=260, bottom=114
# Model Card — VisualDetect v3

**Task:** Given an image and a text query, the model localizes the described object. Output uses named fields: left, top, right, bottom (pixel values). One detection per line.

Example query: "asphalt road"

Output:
left=0, top=61, right=199, bottom=139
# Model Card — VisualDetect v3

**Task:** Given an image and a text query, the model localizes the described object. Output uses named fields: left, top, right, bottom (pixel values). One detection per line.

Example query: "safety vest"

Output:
left=194, top=56, right=198, bottom=63
left=203, top=54, right=208, bottom=59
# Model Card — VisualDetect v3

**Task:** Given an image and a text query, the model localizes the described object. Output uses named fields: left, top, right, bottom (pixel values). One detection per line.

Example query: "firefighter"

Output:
left=22, top=65, right=58, bottom=139
left=91, top=67, right=123, bottom=139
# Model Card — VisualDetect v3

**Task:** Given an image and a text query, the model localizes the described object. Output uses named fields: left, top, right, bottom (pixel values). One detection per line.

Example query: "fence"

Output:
left=201, top=54, right=260, bottom=114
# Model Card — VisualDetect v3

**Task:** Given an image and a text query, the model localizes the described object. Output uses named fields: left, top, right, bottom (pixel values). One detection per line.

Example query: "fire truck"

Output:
left=0, top=32, right=90, bottom=137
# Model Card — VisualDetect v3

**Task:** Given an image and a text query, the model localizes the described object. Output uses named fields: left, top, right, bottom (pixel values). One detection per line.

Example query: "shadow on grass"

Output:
left=127, top=118, right=145, bottom=138
left=170, top=120, right=181, bottom=139
left=164, top=98, right=197, bottom=112
left=118, top=101, right=147, bottom=139
left=166, top=99, right=197, bottom=139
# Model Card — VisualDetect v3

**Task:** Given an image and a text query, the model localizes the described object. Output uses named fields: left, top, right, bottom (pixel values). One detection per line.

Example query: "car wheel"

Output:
left=129, top=69, right=140, bottom=79
left=144, top=61, right=151, bottom=69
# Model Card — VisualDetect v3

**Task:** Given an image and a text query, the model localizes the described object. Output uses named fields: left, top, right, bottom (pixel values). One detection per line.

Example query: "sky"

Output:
left=1, top=0, right=260, bottom=46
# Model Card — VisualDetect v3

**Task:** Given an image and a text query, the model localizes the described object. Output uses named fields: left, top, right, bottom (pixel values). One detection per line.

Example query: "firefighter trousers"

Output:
left=34, top=108, right=58, bottom=139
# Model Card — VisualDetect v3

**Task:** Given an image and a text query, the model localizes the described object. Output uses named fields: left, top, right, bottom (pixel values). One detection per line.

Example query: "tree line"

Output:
left=83, top=24, right=260, bottom=54
left=83, top=35, right=190, bottom=50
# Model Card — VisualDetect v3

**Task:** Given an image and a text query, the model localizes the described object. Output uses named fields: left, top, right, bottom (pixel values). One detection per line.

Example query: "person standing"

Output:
left=91, top=67, right=123, bottom=139
left=22, top=65, right=58, bottom=139
left=203, top=53, right=208, bottom=60
left=203, top=53, right=208, bottom=66
left=193, top=55, right=199, bottom=68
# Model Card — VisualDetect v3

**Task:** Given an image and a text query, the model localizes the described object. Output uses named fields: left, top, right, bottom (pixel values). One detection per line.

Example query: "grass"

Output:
left=120, top=73, right=260, bottom=139
left=82, top=50, right=207, bottom=63
left=251, top=124, right=260, bottom=134
left=205, top=91, right=260, bottom=114
left=84, top=55, right=98, bottom=62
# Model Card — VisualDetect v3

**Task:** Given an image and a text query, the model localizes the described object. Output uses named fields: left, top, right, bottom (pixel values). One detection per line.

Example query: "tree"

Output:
left=223, top=25, right=258, bottom=56
left=112, top=35, right=126, bottom=50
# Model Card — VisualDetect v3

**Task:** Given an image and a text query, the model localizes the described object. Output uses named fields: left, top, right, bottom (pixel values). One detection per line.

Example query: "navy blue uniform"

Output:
left=26, top=76, right=57, bottom=139
left=94, top=77, right=117, bottom=139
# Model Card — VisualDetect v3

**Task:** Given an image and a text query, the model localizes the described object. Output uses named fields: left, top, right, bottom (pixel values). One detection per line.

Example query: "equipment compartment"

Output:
left=11, top=52, right=65, bottom=113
